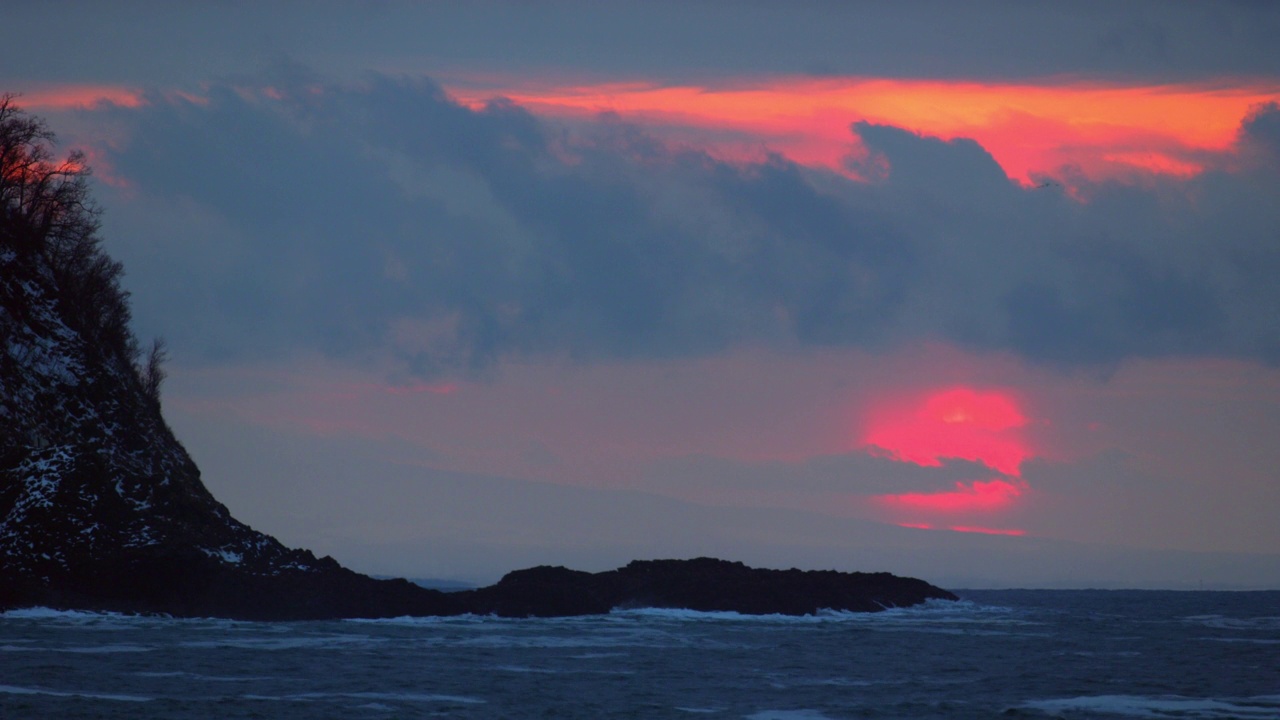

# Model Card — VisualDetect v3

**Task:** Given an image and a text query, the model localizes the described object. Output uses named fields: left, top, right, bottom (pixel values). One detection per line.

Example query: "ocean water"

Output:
left=1, top=590, right=1277, bottom=719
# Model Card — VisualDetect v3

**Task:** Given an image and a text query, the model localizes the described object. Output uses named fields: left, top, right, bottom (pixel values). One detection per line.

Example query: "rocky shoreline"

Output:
left=1, top=552, right=956, bottom=620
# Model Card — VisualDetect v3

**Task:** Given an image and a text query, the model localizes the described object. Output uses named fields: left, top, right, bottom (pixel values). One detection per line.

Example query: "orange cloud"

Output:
left=13, top=85, right=144, bottom=110
left=445, top=76, right=1280, bottom=185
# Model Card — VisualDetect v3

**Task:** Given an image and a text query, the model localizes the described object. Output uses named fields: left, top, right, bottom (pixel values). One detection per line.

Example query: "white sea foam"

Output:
left=1182, top=614, right=1280, bottom=631
left=347, top=691, right=485, bottom=704
left=450, top=633, right=662, bottom=649
left=617, top=598, right=1017, bottom=621
left=492, top=663, right=634, bottom=676
left=1022, top=694, right=1280, bottom=718
left=745, top=710, right=837, bottom=720
left=134, top=671, right=283, bottom=682
left=345, top=613, right=493, bottom=626
left=0, top=607, right=128, bottom=621
left=0, top=606, right=241, bottom=632
left=492, top=664, right=564, bottom=674
left=56, top=644, right=152, bottom=653
left=611, top=607, right=798, bottom=622
left=0, top=684, right=152, bottom=702
left=341, top=600, right=995, bottom=628
left=179, top=634, right=384, bottom=651
left=242, top=691, right=484, bottom=704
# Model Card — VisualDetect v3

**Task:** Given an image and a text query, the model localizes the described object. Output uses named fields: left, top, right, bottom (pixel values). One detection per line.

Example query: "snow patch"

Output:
left=201, top=548, right=244, bottom=565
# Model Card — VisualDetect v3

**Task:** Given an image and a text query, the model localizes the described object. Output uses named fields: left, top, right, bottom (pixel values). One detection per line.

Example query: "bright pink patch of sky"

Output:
left=879, top=478, right=1025, bottom=513
left=861, top=386, right=1034, bottom=535
left=863, top=387, right=1031, bottom=477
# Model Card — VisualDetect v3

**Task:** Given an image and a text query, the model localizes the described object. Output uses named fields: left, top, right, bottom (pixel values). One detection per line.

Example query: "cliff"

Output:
left=0, top=228, right=458, bottom=618
left=0, top=97, right=458, bottom=619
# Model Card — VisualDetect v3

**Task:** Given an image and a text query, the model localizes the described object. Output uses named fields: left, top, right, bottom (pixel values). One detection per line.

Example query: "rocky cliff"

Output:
left=0, top=226, right=458, bottom=618
left=0, top=96, right=459, bottom=619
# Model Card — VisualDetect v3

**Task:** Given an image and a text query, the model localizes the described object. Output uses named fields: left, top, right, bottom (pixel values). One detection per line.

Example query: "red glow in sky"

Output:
left=945, top=525, right=1027, bottom=537
left=878, top=478, right=1024, bottom=513
left=896, top=523, right=1027, bottom=537
left=862, top=386, right=1035, bottom=535
left=14, top=85, right=144, bottom=110
left=445, top=76, right=1280, bottom=185
left=862, top=387, right=1031, bottom=477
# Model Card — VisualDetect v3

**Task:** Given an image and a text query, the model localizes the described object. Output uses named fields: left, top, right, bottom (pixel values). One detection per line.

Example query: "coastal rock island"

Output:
left=458, top=559, right=956, bottom=617
left=1, top=98, right=956, bottom=620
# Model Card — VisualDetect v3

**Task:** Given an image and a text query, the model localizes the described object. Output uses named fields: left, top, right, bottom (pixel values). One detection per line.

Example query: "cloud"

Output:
left=642, top=452, right=995, bottom=499
left=72, top=71, right=1280, bottom=373
left=875, top=478, right=1025, bottom=514
left=1239, top=101, right=1280, bottom=170
left=847, top=113, right=1280, bottom=365
left=6, top=3, right=1280, bottom=88
left=850, top=122, right=1013, bottom=191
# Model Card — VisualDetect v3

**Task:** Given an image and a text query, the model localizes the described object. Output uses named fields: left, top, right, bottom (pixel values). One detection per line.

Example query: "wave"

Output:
left=606, top=598, right=1037, bottom=629
left=0, top=683, right=151, bottom=702
left=1204, top=637, right=1280, bottom=645
left=133, top=671, right=286, bottom=682
left=0, top=607, right=133, bottom=621
left=744, top=711, right=839, bottom=720
left=1021, top=694, right=1280, bottom=718
left=241, top=691, right=484, bottom=704
left=178, top=634, right=386, bottom=651
left=345, top=613, right=498, bottom=626
left=55, top=644, right=152, bottom=654
left=7, top=599, right=1005, bottom=628
left=0, top=606, right=244, bottom=630
left=1182, top=614, right=1280, bottom=631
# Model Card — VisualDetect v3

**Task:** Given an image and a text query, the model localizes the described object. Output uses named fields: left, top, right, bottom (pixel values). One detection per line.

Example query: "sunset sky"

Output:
left=4, top=2, right=1279, bottom=587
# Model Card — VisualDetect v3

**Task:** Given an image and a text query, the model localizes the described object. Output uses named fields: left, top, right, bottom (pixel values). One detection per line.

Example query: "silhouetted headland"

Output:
left=0, top=98, right=955, bottom=621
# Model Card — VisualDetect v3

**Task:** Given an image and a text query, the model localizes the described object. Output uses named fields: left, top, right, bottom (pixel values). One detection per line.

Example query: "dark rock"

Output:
left=0, top=99, right=456, bottom=621
left=455, top=558, right=957, bottom=618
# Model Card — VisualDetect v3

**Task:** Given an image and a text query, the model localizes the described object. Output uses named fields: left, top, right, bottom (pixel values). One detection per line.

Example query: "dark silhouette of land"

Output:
left=0, top=97, right=956, bottom=620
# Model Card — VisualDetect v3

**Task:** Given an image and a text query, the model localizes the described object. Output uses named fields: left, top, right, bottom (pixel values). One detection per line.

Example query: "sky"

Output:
left=4, top=1, right=1280, bottom=588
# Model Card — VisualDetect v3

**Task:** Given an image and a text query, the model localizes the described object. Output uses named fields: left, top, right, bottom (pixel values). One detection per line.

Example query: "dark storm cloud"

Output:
left=845, top=113, right=1280, bottom=366
left=91, top=74, right=1280, bottom=373
left=1239, top=102, right=1280, bottom=169
left=99, top=75, right=913, bottom=371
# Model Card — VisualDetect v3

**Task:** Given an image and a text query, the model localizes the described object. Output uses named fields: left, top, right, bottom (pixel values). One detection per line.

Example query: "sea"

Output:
left=1, top=590, right=1277, bottom=719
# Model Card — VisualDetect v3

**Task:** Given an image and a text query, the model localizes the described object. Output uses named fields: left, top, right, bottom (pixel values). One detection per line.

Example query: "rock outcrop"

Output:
left=460, top=558, right=957, bottom=617
left=0, top=223, right=457, bottom=619
left=0, top=97, right=454, bottom=620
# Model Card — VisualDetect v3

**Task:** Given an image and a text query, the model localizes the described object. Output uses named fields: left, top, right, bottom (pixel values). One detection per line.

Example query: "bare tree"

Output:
left=140, top=337, right=168, bottom=405
left=2, top=95, right=142, bottom=375
left=1, top=94, right=100, bottom=256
